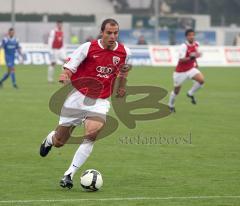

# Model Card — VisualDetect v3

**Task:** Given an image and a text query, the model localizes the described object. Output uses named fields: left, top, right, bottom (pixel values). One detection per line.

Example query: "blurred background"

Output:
left=0, top=0, right=240, bottom=46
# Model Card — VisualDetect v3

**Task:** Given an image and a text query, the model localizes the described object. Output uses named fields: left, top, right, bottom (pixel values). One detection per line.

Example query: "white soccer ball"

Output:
left=80, top=169, right=103, bottom=191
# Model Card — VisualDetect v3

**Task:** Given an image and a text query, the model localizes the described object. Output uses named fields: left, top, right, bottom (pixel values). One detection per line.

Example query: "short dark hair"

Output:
left=57, top=20, right=63, bottom=23
left=8, top=27, right=14, bottom=32
left=101, top=18, right=119, bottom=32
left=185, top=29, right=195, bottom=36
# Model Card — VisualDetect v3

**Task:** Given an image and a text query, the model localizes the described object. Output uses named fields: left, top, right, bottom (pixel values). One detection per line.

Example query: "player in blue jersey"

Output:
left=0, top=28, right=23, bottom=88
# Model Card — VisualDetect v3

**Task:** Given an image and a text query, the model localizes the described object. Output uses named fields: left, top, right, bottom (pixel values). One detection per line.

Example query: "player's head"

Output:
left=100, top=18, right=119, bottom=49
left=56, top=20, right=63, bottom=30
left=185, top=29, right=195, bottom=43
left=8, top=28, right=15, bottom=38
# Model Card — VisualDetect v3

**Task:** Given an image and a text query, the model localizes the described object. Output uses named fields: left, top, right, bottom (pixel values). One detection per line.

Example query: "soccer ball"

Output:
left=80, top=169, right=103, bottom=191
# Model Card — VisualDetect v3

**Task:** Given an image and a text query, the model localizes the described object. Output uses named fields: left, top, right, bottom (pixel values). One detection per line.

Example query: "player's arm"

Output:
left=0, top=38, right=6, bottom=49
left=195, top=43, right=202, bottom=58
left=59, top=68, right=73, bottom=84
left=59, top=42, right=91, bottom=85
left=16, top=40, right=24, bottom=63
left=178, top=44, right=191, bottom=62
left=116, top=64, right=132, bottom=97
left=116, top=47, right=132, bottom=97
left=17, top=47, right=23, bottom=56
left=178, top=44, right=201, bottom=62
left=18, top=47, right=24, bottom=64
left=189, top=44, right=202, bottom=60
left=17, top=43, right=23, bottom=56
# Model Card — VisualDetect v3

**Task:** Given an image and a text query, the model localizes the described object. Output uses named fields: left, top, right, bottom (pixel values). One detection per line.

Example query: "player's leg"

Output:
left=60, top=117, right=105, bottom=189
left=40, top=89, right=83, bottom=157
left=59, top=48, right=67, bottom=63
left=168, top=72, right=187, bottom=112
left=0, top=67, right=11, bottom=87
left=168, top=86, right=181, bottom=112
left=187, top=69, right=205, bottom=104
left=48, top=62, right=55, bottom=83
left=9, top=67, right=18, bottom=88
left=40, top=125, right=75, bottom=157
left=48, top=49, right=56, bottom=83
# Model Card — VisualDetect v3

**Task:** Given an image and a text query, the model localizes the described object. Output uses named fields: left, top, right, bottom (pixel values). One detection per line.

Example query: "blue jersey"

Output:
left=1, top=36, right=21, bottom=68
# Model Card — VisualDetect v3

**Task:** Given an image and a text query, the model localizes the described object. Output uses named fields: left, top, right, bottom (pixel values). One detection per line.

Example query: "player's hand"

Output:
left=189, top=52, right=196, bottom=60
left=196, top=52, right=202, bottom=58
left=59, top=73, right=70, bottom=85
left=59, top=69, right=72, bottom=85
left=116, top=87, right=126, bottom=98
left=18, top=55, right=24, bottom=64
left=190, top=52, right=201, bottom=60
left=120, top=64, right=132, bottom=73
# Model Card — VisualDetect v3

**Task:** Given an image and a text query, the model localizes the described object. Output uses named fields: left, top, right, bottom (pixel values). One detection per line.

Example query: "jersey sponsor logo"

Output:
left=97, top=73, right=110, bottom=79
left=113, top=56, right=120, bottom=65
left=96, top=66, right=114, bottom=79
left=7, top=45, right=17, bottom=49
left=96, top=66, right=113, bottom=74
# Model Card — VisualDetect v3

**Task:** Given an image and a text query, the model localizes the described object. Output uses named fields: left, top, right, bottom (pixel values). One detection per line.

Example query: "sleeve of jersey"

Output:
left=124, top=46, right=132, bottom=65
left=179, top=44, right=187, bottom=59
left=63, top=42, right=91, bottom=73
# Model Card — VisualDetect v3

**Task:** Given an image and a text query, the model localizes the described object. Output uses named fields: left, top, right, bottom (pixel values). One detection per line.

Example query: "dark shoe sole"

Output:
left=187, top=94, right=197, bottom=105
left=39, top=140, right=52, bottom=157
left=60, top=180, right=73, bottom=189
left=168, top=106, right=176, bottom=113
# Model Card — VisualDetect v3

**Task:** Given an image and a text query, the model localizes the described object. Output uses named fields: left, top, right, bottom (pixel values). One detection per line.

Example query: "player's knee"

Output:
left=174, top=90, right=180, bottom=95
left=174, top=88, right=181, bottom=95
left=199, top=79, right=205, bottom=85
left=85, top=129, right=101, bottom=141
left=54, top=141, right=65, bottom=148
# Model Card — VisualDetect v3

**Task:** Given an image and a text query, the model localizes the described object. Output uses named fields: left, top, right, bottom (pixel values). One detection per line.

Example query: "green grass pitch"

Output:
left=0, top=65, right=240, bottom=206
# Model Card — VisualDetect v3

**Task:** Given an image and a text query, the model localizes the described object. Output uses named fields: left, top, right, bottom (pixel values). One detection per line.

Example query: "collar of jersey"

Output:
left=185, top=40, right=195, bottom=46
left=7, top=36, right=15, bottom=40
left=97, top=39, right=118, bottom=51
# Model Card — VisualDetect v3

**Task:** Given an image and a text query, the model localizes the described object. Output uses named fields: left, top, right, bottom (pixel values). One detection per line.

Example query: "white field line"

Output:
left=1, top=195, right=240, bottom=204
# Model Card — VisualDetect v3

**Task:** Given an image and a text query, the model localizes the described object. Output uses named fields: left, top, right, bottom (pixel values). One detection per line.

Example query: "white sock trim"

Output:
left=46, top=131, right=55, bottom=146
left=168, top=91, right=177, bottom=107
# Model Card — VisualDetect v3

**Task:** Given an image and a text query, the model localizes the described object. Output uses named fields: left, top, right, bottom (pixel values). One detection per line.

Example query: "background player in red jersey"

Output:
left=40, top=19, right=132, bottom=189
left=168, top=29, right=205, bottom=112
left=47, top=20, right=66, bottom=83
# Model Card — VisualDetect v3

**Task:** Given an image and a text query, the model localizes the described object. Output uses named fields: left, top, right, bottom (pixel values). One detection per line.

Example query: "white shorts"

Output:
left=173, top=68, right=200, bottom=87
left=50, top=48, right=66, bottom=64
left=59, top=90, right=110, bottom=126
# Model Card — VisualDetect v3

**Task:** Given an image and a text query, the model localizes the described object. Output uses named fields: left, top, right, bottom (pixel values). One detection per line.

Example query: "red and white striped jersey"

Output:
left=64, top=39, right=131, bottom=99
left=48, top=28, right=64, bottom=49
left=176, top=41, right=200, bottom=72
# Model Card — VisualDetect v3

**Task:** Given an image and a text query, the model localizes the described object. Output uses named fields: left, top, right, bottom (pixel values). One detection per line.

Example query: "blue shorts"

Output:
left=5, top=55, right=15, bottom=68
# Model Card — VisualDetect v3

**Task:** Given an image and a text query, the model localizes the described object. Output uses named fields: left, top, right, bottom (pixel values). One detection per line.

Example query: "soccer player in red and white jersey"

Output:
left=39, top=19, right=132, bottom=189
left=168, top=29, right=205, bottom=112
left=47, top=20, right=66, bottom=83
